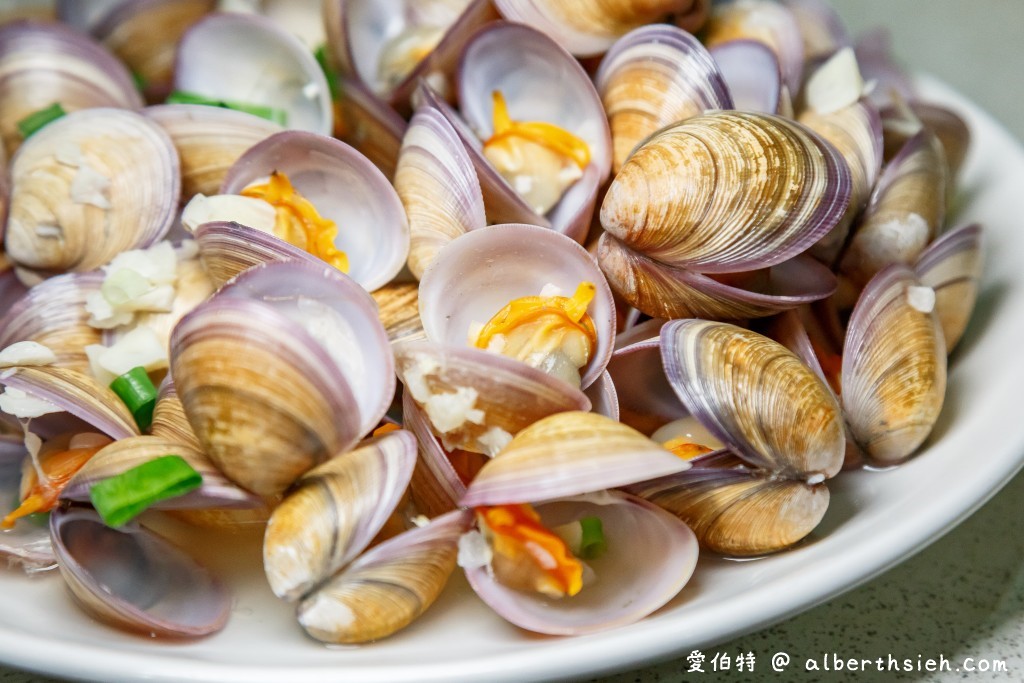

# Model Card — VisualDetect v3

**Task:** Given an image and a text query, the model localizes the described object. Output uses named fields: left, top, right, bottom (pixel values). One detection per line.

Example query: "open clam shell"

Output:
left=192, top=221, right=318, bottom=289
left=219, top=130, right=409, bottom=292
left=174, top=13, right=331, bottom=135
left=463, top=490, right=698, bottom=635
left=703, top=0, right=803, bottom=95
left=4, top=108, right=179, bottom=277
left=595, top=23, right=732, bottom=172
left=50, top=506, right=229, bottom=638
left=600, top=111, right=851, bottom=273
left=661, top=319, right=845, bottom=479
left=708, top=39, right=781, bottom=114
left=394, top=339, right=591, bottom=456
left=0, top=271, right=102, bottom=373
left=263, top=429, right=417, bottom=601
left=914, top=223, right=983, bottom=352
left=0, top=21, right=142, bottom=157
left=150, top=378, right=202, bottom=451
left=461, top=411, right=689, bottom=507
left=842, top=264, right=946, bottom=465
left=0, top=435, right=55, bottom=570
left=298, top=508, right=472, bottom=644
left=145, top=104, right=283, bottom=203
left=492, top=0, right=709, bottom=58
left=418, top=223, right=616, bottom=390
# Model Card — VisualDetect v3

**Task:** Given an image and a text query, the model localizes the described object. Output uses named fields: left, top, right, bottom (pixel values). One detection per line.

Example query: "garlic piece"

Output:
left=0, top=386, right=61, bottom=419
left=85, top=326, right=168, bottom=386
left=806, top=47, right=866, bottom=115
left=0, top=342, right=58, bottom=368
left=180, top=193, right=277, bottom=235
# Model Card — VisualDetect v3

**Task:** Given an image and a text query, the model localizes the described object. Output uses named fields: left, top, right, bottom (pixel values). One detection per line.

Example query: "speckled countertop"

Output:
left=1, top=1, right=1022, bottom=682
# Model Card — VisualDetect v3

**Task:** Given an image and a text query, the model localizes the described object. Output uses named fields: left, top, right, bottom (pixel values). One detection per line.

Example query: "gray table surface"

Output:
left=1, top=1, right=1022, bottom=681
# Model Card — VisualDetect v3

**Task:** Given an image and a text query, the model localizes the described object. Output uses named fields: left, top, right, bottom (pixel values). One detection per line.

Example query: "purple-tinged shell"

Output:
left=402, top=390, right=466, bottom=517
left=50, top=506, right=229, bottom=638
left=841, top=264, right=946, bottom=465
left=464, top=490, right=698, bottom=635
left=596, top=23, right=733, bottom=172
left=221, top=131, right=409, bottom=292
left=914, top=223, right=983, bottom=352
left=0, top=20, right=142, bottom=156
left=854, top=27, right=914, bottom=109
left=660, top=319, right=845, bottom=479
left=193, top=221, right=320, bottom=288
left=418, top=224, right=616, bottom=390
left=333, top=73, right=408, bottom=180
left=709, top=39, right=781, bottom=114
left=881, top=101, right=971, bottom=184
left=0, top=435, right=55, bottom=571
left=174, top=13, right=331, bottom=135
left=584, top=370, right=619, bottom=421
left=597, top=233, right=836, bottom=321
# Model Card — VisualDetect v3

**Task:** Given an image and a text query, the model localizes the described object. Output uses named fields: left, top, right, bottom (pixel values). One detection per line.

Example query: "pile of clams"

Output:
left=0, top=0, right=983, bottom=649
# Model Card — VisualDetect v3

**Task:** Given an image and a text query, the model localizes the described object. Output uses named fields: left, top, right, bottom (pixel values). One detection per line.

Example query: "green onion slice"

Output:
left=89, top=455, right=202, bottom=527
left=109, top=366, right=157, bottom=431
left=17, top=103, right=67, bottom=139
left=578, top=516, right=607, bottom=559
left=314, top=45, right=340, bottom=99
left=166, top=90, right=288, bottom=125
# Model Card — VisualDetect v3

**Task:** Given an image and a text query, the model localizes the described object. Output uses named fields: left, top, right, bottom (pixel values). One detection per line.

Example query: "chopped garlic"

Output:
left=70, top=164, right=111, bottom=209
left=0, top=342, right=57, bottom=368
left=538, top=282, right=565, bottom=298
left=297, top=593, right=356, bottom=631
left=180, top=193, right=277, bottom=235
left=424, top=387, right=484, bottom=433
left=0, top=387, right=61, bottom=419
left=85, top=325, right=168, bottom=386
left=411, top=515, right=430, bottom=528
left=86, top=241, right=181, bottom=329
left=806, top=47, right=865, bottom=115
left=907, top=285, right=936, bottom=313
left=34, top=224, right=61, bottom=238
left=806, top=473, right=826, bottom=485
left=477, top=426, right=513, bottom=457
left=457, top=530, right=493, bottom=570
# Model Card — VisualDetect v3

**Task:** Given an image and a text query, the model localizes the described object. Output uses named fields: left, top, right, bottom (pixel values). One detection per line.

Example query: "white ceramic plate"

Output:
left=0, top=76, right=1022, bottom=683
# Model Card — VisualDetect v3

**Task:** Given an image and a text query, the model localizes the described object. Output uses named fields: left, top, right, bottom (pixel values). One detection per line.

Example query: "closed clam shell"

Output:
left=394, top=339, right=591, bottom=456
left=661, top=319, right=845, bottom=479
left=61, top=435, right=260, bottom=511
left=464, top=490, right=698, bottom=635
left=175, top=13, right=332, bottom=135
left=598, top=233, right=837, bottom=320
left=220, top=131, right=410, bottom=293
left=0, top=21, right=142, bottom=157
left=170, top=297, right=362, bottom=496
left=145, top=104, right=283, bottom=203
left=0, top=271, right=102, bottom=373
left=394, top=104, right=485, bottom=279
left=839, top=129, right=946, bottom=289
left=50, top=506, right=229, bottom=638
left=460, top=411, right=690, bottom=507
left=298, top=509, right=471, bottom=644
left=628, top=462, right=830, bottom=555
left=492, top=0, right=709, bottom=57
left=418, top=224, right=616, bottom=390
left=263, top=430, right=417, bottom=601
left=4, top=108, right=179, bottom=277
left=600, top=111, right=851, bottom=273
left=595, top=23, right=732, bottom=172
left=842, top=264, right=946, bottom=465
left=915, top=223, right=983, bottom=352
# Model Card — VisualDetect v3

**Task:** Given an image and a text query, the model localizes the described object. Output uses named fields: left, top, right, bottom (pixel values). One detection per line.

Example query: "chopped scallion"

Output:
left=17, top=103, right=67, bottom=139
left=109, top=366, right=157, bottom=431
left=89, top=455, right=202, bottom=527
left=314, top=44, right=340, bottom=99
left=578, top=516, right=606, bottom=559
left=166, top=90, right=288, bottom=125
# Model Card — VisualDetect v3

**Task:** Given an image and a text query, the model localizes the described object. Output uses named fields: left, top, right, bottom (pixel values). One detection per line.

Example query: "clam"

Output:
left=200, top=130, right=409, bottom=292
left=842, top=264, right=946, bottom=465
left=170, top=260, right=393, bottom=495
left=49, top=506, right=230, bottom=637
left=616, top=320, right=844, bottom=555
left=458, top=411, right=698, bottom=635
left=418, top=223, right=616, bottom=390
left=332, top=74, right=408, bottom=180
left=59, top=0, right=216, bottom=102
left=371, top=281, right=425, bottom=344
left=174, top=13, right=332, bottom=135
left=491, top=0, right=710, bottom=57
left=781, top=0, right=850, bottom=61
left=594, top=24, right=732, bottom=172
left=708, top=39, right=781, bottom=114
left=598, top=111, right=849, bottom=320
left=838, top=129, right=946, bottom=291
left=4, top=108, right=179, bottom=279
left=0, top=21, right=142, bottom=157
left=0, top=434, right=56, bottom=571
left=914, top=223, right=983, bottom=352
left=145, top=104, right=283, bottom=203
left=881, top=100, right=971, bottom=193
